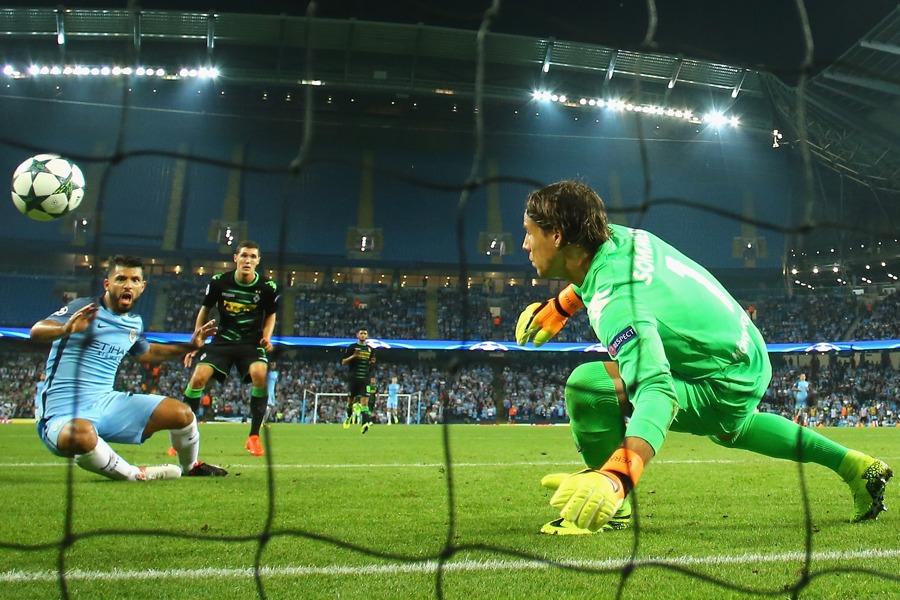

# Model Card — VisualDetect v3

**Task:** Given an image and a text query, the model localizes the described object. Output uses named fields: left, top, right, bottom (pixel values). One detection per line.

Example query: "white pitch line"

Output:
left=1, top=456, right=896, bottom=470
left=184, top=459, right=752, bottom=469
left=2, top=549, right=899, bottom=584
left=0, top=459, right=752, bottom=470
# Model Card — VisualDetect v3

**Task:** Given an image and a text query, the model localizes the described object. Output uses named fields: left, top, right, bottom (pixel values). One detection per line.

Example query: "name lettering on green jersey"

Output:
left=629, top=228, right=655, bottom=285
left=664, top=255, right=734, bottom=313
left=733, top=311, right=752, bottom=360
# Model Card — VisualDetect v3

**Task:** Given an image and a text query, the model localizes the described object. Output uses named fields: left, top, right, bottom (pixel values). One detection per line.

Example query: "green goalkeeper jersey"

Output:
left=574, top=223, right=768, bottom=451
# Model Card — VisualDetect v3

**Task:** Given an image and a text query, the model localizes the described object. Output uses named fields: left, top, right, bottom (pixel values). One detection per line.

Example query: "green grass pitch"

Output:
left=0, top=422, right=897, bottom=599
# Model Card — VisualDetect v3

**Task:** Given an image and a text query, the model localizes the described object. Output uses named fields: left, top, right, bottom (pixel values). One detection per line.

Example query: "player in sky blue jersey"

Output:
left=265, top=361, right=279, bottom=421
left=517, top=180, right=891, bottom=533
left=386, top=376, right=400, bottom=425
left=32, top=255, right=228, bottom=481
left=792, top=372, right=811, bottom=425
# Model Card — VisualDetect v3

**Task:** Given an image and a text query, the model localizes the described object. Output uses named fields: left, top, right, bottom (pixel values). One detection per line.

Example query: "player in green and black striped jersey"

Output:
left=179, top=240, right=281, bottom=457
left=341, top=328, right=376, bottom=432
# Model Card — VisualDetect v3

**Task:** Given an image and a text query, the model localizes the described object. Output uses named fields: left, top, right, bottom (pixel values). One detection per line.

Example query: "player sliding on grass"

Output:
left=32, top=255, right=227, bottom=481
left=517, top=181, right=892, bottom=534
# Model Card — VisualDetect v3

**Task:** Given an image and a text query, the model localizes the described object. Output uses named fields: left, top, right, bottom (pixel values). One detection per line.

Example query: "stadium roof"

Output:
left=765, top=7, right=900, bottom=193
left=0, top=3, right=897, bottom=193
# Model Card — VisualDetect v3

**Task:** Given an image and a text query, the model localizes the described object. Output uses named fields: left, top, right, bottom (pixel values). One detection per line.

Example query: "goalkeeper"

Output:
left=518, top=180, right=892, bottom=534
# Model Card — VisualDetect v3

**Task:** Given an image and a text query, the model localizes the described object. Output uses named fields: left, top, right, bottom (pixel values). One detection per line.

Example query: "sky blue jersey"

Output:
left=37, top=296, right=150, bottom=420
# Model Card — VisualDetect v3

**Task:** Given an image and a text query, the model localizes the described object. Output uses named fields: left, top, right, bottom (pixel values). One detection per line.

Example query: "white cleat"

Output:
left=137, top=464, right=183, bottom=481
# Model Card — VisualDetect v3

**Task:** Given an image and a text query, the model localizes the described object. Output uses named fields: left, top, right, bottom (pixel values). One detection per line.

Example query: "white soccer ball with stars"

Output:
left=11, top=154, right=85, bottom=221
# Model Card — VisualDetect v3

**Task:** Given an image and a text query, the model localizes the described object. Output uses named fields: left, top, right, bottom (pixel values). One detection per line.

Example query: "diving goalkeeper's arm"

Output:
left=515, top=284, right=584, bottom=346
left=549, top=438, right=653, bottom=532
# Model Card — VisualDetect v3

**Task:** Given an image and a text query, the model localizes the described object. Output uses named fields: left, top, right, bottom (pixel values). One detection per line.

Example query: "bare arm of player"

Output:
left=259, top=312, right=276, bottom=352
left=194, top=305, right=212, bottom=332
left=30, top=303, right=98, bottom=342
left=183, top=305, right=214, bottom=366
left=341, top=349, right=360, bottom=365
left=139, top=319, right=217, bottom=364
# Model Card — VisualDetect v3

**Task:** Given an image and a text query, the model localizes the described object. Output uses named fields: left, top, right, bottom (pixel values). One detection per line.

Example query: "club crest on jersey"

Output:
left=253, top=293, right=260, bottom=303
left=607, top=326, right=636, bottom=358
left=129, top=329, right=138, bottom=343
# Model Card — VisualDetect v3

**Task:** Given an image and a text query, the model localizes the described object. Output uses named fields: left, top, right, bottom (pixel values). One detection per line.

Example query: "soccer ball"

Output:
left=11, top=154, right=85, bottom=221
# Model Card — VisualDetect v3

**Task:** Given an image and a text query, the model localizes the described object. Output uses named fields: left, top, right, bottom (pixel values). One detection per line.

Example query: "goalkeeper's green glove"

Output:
left=548, top=449, right=644, bottom=532
left=515, top=284, right=584, bottom=346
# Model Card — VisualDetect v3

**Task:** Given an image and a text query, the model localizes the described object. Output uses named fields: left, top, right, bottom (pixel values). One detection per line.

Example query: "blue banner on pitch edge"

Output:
left=5, top=326, right=900, bottom=354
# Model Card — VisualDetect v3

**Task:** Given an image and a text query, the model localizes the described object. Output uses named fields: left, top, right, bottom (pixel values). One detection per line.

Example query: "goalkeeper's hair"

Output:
left=525, top=180, right=611, bottom=255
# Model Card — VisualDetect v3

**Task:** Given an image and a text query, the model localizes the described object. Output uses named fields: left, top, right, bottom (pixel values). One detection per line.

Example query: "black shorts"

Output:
left=196, top=342, right=268, bottom=384
left=348, top=378, right=368, bottom=400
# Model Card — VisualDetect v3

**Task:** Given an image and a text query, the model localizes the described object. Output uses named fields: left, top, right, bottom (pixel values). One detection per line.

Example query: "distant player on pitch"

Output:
left=791, top=372, right=811, bottom=426
left=341, top=328, right=376, bottom=433
left=386, top=376, right=401, bottom=425
left=517, top=180, right=892, bottom=534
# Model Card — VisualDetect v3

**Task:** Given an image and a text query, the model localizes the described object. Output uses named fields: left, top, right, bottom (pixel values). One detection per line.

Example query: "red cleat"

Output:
left=245, top=434, right=265, bottom=456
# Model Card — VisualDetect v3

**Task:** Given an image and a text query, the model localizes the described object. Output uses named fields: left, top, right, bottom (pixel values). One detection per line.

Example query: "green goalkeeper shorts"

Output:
left=668, top=358, right=772, bottom=437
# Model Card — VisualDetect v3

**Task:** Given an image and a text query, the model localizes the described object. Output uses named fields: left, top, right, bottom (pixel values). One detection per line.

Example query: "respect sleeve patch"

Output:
left=607, top=326, right=637, bottom=358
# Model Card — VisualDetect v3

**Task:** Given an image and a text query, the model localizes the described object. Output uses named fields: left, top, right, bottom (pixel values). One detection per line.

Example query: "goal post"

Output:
left=300, top=390, right=422, bottom=424
left=377, top=392, right=421, bottom=425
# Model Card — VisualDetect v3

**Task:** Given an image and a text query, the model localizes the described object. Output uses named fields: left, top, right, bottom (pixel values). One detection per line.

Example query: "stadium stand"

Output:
left=9, top=347, right=898, bottom=428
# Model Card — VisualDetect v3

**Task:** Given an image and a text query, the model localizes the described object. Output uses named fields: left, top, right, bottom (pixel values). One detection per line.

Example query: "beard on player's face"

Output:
left=107, top=286, right=142, bottom=314
left=111, top=292, right=131, bottom=313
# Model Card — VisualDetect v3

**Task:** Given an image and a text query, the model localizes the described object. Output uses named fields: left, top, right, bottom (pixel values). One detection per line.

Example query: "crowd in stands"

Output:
left=749, top=291, right=863, bottom=343
left=763, top=355, right=899, bottom=427
left=152, top=277, right=598, bottom=343
left=4, top=271, right=900, bottom=347
left=293, top=286, right=427, bottom=339
left=159, top=273, right=208, bottom=333
left=5, top=270, right=900, bottom=429
left=154, top=277, right=900, bottom=346
left=7, top=347, right=898, bottom=429
left=0, top=352, right=43, bottom=422
left=853, top=290, right=900, bottom=341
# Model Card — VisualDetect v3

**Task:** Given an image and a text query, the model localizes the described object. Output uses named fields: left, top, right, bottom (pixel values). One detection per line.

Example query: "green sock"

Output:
left=714, top=412, right=849, bottom=473
left=565, top=363, right=625, bottom=469
left=183, top=386, right=204, bottom=414
left=249, top=388, right=267, bottom=437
